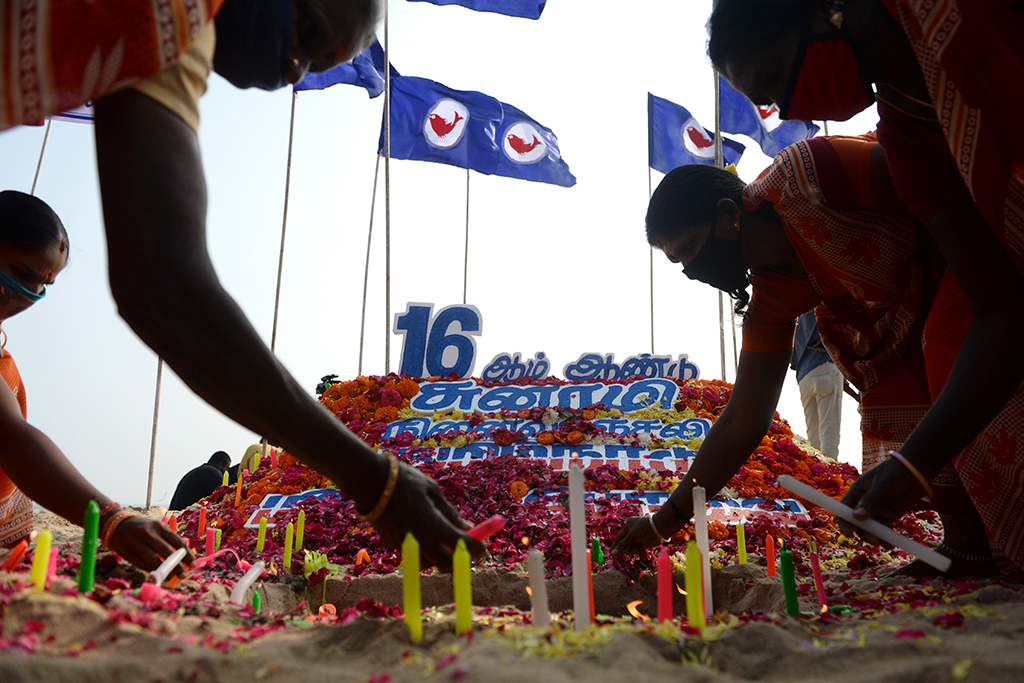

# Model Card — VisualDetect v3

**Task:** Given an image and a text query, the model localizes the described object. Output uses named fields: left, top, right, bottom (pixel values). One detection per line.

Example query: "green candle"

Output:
left=736, top=522, right=747, bottom=565
left=79, top=501, right=99, bottom=593
left=780, top=547, right=800, bottom=616
left=252, top=589, right=261, bottom=613
left=402, top=532, right=422, bottom=642
left=453, top=539, right=472, bottom=635
left=591, top=537, right=604, bottom=565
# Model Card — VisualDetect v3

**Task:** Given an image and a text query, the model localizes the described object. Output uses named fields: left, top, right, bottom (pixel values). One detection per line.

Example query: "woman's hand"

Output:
left=371, top=461, right=485, bottom=571
left=610, top=514, right=666, bottom=556
left=108, top=516, right=195, bottom=576
left=838, top=457, right=927, bottom=545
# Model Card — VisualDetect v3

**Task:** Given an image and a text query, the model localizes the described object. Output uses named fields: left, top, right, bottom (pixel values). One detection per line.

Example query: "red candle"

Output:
left=767, top=535, right=776, bottom=577
left=205, top=528, right=216, bottom=557
left=810, top=541, right=827, bottom=609
left=270, top=448, right=278, bottom=469
left=657, top=547, right=672, bottom=623
left=168, top=515, right=178, bottom=534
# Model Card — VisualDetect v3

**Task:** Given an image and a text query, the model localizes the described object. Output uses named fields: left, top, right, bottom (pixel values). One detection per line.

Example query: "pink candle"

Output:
left=657, top=547, right=672, bottom=623
left=810, top=542, right=827, bottom=609
left=270, top=448, right=278, bottom=469
left=205, top=528, right=216, bottom=557
left=766, top=535, right=776, bottom=577
left=587, top=549, right=595, bottom=621
left=46, top=548, right=58, bottom=583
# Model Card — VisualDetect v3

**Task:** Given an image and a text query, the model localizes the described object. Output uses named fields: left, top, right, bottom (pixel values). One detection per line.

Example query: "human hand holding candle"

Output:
left=778, top=475, right=952, bottom=572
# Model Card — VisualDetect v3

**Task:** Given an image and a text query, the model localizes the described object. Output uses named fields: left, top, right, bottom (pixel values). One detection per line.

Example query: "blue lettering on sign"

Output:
left=563, top=352, right=700, bottom=381
left=394, top=303, right=482, bottom=379
left=409, top=378, right=681, bottom=414
left=481, top=352, right=551, bottom=382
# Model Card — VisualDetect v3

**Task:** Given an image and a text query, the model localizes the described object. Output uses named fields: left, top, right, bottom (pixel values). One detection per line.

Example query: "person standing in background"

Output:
left=169, top=451, right=231, bottom=510
left=791, top=311, right=844, bottom=460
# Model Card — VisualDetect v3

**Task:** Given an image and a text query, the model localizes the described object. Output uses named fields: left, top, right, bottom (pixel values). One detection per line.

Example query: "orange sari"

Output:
left=0, top=0, right=222, bottom=130
left=0, top=340, right=33, bottom=547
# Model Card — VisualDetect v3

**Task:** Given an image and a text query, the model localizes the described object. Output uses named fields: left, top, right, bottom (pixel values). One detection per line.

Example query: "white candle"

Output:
left=148, top=547, right=187, bottom=587
left=777, top=475, right=952, bottom=573
left=229, top=560, right=265, bottom=605
left=527, top=549, right=551, bottom=628
left=569, top=463, right=590, bottom=631
left=692, top=483, right=713, bottom=618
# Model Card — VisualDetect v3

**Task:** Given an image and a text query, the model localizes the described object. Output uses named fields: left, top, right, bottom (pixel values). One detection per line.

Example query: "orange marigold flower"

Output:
left=333, top=396, right=351, bottom=411
left=708, top=521, right=730, bottom=541
left=374, top=406, right=399, bottom=423
left=566, top=430, right=584, bottom=447
left=397, top=379, right=420, bottom=399
left=581, top=409, right=596, bottom=421
left=536, top=431, right=556, bottom=446
left=510, top=481, right=529, bottom=500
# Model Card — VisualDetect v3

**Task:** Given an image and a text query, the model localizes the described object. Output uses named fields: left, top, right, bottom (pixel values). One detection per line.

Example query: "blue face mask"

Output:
left=0, top=267, right=45, bottom=302
left=213, top=0, right=292, bottom=90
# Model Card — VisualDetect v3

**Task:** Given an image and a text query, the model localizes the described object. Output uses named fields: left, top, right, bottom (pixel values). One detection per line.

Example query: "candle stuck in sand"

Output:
left=256, top=516, right=267, bottom=553
left=569, top=463, right=590, bottom=631
left=31, top=530, right=52, bottom=590
left=810, top=541, right=827, bottom=610
left=283, top=522, right=294, bottom=570
left=766, top=534, right=776, bottom=577
left=527, top=549, right=550, bottom=628
left=657, top=546, right=672, bottom=623
left=453, top=539, right=472, bottom=635
left=402, top=532, right=423, bottom=642
left=684, top=541, right=705, bottom=629
left=79, top=500, right=99, bottom=593
left=736, top=522, right=747, bottom=565
left=206, top=528, right=215, bottom=557
left=296, top=510, right=306, bottom=551
left=779, top=542, right=799, bottom=616
left=692, top=481, right=713, bottom=617
left=198, top=505, right=207, bottom=539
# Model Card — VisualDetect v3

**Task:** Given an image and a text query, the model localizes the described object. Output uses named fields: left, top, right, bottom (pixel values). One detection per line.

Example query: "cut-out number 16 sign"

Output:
left=394, top=303, right=482, bottom=379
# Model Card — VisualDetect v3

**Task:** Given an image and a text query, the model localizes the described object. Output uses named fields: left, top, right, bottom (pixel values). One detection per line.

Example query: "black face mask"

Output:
left=683, top=229, right=748, bottom=294
left=213, top=0, right=292, bottom=90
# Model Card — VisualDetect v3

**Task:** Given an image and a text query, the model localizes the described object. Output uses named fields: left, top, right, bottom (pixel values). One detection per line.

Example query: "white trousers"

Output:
left=798, top=362, right=844, bottom=460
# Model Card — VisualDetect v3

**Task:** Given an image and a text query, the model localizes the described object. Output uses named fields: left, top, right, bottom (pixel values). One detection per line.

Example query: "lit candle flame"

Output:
left=521, top=536, right=530, bottom=546
left=820, top=604, right=828, bottom=614
left=676, top=583, right=685, bottom=594
left=626, top=600, right=650, bottom=621
left=525, top=585, right=533, bottom=597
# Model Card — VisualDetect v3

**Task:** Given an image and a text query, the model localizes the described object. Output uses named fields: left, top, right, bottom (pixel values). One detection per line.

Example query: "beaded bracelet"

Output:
left=357, top=452, right=400, bottom=523
left=99, top=510, right=140, bottom=550
left=99, top=501, right=120, bottom=518
left=648, top=514, right=672, bottom=544
left=888, top=450, right=934, bottom=501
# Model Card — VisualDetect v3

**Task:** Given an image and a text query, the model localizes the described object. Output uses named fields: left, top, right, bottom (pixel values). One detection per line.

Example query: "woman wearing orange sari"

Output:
left=700, top=0, right=1024, bottom=573
left=611, top=133, right=1024, bottom=577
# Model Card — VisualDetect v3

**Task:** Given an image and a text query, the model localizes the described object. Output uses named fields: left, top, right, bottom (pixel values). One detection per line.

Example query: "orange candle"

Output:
left=197, top=506, right=207, bottom=538
left=767, top=534, right=776, bottom=577
left=168, top=514, right=178, bottom=534
left=235, top=473, right=243, bottom=508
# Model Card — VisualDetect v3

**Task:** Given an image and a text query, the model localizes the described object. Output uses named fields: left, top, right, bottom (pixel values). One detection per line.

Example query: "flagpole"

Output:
left=30, top=120, right=52, bottom=196
left=713, top=72, right=727, bottom=381
left=822, top=121, right=829, bottom=136
left=146, top=358, right=163, bottom=508
left=359, top=153, right=382, bottom=375
left=463, top=168, right=470, bottom=304
left=648, top=165, right=655, bottom=354
left=383, top=2, right=392, bottom=374
left=270, top=91, right=298, bottom=354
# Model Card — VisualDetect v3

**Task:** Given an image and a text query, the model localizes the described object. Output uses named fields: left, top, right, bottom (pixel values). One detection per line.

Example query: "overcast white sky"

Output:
left=0, top=1, right=880, bottom=508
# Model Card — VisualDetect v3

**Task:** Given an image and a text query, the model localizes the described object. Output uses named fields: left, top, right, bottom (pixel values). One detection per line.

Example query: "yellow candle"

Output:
left=453, top=539, right=472, bottom=635
left=214, top=528, right=222, bottom=551
left=684, top=541, right=705, bottom=629
left=296, top=510, right=305, bottom=551
left=402, top=532, right=422, bottom=642
left=222, top=469, right=229, bottom=487
left=256, top=516, right=267, bottom=552
left=737, top=522, right=747, bottom=565
left=253, top=454, right=261, bottom=472
left=31, top=530, right=53, bottom=590
left=284, top=522, right=294, bottom=570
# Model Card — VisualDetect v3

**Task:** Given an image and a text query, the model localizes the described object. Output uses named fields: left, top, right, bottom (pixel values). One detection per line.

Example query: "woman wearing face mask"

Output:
left=610, top=134, right=1024, bottom=578
left=0, top=191, right=194, bottom=575
left=701, top=0, right=1024, bottom=570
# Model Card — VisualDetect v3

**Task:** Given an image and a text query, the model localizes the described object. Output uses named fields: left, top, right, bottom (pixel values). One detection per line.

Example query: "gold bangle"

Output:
left=888, top=451, right=935, bottom=501
left=100, top=510, right=140, bottom=550
left=357, top=452, right=400, bottom=523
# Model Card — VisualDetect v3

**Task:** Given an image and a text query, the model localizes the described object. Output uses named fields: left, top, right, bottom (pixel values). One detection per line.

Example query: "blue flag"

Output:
left=493, top=102, right=575, bottom=187
left=648, top=93, right=745, bottom=174
left=718, top=77, right=819, bottom=158
left=293, top=40, right=395, bottom=97
left=407, top=0, right=545, bottom=19
left=382, top=76, right=503, bottom=175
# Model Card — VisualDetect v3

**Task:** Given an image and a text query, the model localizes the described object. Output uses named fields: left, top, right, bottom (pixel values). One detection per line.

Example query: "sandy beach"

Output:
left=2, top=509, right=1022, bottom=683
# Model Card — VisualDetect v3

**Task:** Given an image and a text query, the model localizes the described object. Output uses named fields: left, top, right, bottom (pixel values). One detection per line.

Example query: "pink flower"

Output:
left=381, top=388, right=402, bottom=407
